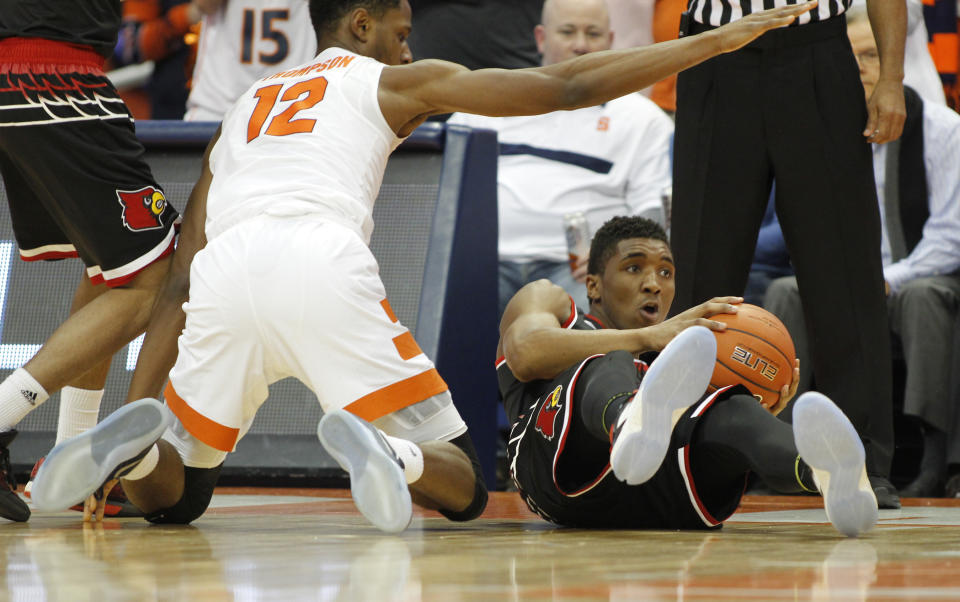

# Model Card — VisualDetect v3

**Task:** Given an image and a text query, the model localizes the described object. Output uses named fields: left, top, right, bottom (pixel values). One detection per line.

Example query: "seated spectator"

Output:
left=448, top=0, right=673, bottom=314
left=762, top=9, right=960, bottom=497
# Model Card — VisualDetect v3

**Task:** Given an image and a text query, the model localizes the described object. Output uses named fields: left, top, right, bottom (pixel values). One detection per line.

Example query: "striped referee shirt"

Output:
left=688, top=0, right=852, bottom=27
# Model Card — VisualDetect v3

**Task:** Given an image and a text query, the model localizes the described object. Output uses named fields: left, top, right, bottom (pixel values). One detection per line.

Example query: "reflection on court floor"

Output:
left=2, top=490, right=959, bottom=600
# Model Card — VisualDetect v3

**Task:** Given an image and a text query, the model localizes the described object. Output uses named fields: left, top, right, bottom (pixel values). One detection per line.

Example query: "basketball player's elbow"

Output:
left=503, top=337, right=553, bottom=382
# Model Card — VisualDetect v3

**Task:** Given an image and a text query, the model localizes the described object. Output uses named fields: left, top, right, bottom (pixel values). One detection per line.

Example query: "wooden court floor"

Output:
left=3, top=489, right=960, bottom=600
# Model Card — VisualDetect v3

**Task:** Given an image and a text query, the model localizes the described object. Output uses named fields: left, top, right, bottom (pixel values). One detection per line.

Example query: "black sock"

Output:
left=573, top=351, right=642, bottom=443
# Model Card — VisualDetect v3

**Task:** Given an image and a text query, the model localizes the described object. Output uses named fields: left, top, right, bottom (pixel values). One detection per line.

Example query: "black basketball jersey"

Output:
left=497, top=298, right=607, bottom=425
left=496, top=298, right=746, bottom=530
left=0, top=0, right=121, bottom=58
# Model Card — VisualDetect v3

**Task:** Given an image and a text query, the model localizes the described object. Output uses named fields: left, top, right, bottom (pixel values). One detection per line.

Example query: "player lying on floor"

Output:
left=496, top=216, right=878, bottom=537
left=26, top=0, right=818, bottom=532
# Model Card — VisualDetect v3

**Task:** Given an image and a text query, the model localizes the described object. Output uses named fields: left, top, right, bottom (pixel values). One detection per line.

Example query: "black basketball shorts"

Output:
left=506, top=353, right=746, bottom=530
left=0, top=38, right=180, bottom=287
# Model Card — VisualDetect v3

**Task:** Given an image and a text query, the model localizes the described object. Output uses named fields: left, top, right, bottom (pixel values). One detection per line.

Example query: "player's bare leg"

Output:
left=408, top=440, right=474, bottom=514
left=118, top=440, right=185, bottom=515
left=21, top=255, right=171, bottom=395
left=75, top=439, right=184, bottom=522
left=17, top=268, right=163, bottom=518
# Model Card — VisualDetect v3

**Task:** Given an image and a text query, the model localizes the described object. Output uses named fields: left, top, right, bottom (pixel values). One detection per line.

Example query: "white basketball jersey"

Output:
left=185, top=0, right=317, bottom=121
left=206, top=47, right=403, bottom=243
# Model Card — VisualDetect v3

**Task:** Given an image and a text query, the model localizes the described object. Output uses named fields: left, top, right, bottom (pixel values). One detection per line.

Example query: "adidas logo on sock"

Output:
left=20, top=390, right=37, bottom=406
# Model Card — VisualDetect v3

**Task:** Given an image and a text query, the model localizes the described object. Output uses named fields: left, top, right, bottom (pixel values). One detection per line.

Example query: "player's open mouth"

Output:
left=639, top=302, right=659, bottom=320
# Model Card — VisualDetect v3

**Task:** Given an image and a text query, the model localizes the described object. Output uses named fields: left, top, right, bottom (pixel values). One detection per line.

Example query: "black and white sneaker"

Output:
left=793, top=392, right=878, bottom=538
left=317, top=410, right=412, bottom=533
left=610, top=325, right=716, bottom=486
left=0, top=429, right=29, bottom=522
left=30, top=399, right=169, bottom=513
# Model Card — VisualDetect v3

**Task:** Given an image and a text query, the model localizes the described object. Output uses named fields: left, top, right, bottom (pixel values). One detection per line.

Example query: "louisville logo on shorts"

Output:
left=116, top=186, right=167, bottom=231
left=534, top=385, right=564, bottom=441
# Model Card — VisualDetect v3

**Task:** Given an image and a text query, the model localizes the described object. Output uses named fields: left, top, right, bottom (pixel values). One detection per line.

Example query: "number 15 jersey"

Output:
left=185, top=0, right=317, bottom=122
left=206, top=47, right=403, bottom=244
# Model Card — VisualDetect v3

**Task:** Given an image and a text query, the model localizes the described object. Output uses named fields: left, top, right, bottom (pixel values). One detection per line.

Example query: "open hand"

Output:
left=642, top=296, right=743, bottom=351
left=714, top=2, right=819, bottom=53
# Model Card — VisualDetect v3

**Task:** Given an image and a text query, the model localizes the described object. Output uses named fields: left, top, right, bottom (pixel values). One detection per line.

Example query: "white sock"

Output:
left=382, top=434, right=424, bottom=484
left=120, top=444, right=159, bottom=481
left=56, top=387, right=104, bottom=444
left=0, top=368, right=49, bottom=431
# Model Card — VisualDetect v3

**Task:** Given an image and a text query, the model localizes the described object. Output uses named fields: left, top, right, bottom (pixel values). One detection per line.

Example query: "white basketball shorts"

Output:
left=163, top=215, right=467, bottom=462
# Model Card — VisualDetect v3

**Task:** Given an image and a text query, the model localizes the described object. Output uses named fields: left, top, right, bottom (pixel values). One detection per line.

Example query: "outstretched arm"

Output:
left=125, top=128, right=219, bottom=402
left=379, top=3, right=816, bottom=133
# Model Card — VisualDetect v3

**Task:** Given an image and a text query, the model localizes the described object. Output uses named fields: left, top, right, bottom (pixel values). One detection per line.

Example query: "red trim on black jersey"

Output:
left=20, top=250, right=79, bottom=262
left=88, top=238, right=175, bottom=288
left=560, top=296, right=577, bottom=328
left=692, top=385, right=733, bottom=417
left=551, top=354, right=610, bottom=497
left=583, top=313, right=606, bottom=329
left=681, top=445, right=722, bottom=526
left=495, top=355, right=507, bottom=369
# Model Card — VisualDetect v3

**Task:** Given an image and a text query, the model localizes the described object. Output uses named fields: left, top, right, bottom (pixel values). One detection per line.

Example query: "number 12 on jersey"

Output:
left=247, top=76, right=328, bottom=143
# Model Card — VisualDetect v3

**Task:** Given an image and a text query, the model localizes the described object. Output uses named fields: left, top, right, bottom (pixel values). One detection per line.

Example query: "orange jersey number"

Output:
left=246, top=76, right=328, bottom=143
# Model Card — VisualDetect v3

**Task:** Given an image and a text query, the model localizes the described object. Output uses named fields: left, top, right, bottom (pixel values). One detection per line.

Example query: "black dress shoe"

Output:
left=944, top=474, right=960, bottom=498
left=900, top=471, right=945, bottom=498
left=868, top=475, right=901, bottom=509
left=0, top=429, right=29, bottom=522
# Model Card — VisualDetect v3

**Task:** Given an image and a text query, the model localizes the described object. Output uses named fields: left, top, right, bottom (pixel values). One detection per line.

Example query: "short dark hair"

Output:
left=587, top=215, right=669, bottom=275
left=309, top=0, right=401, bottom=36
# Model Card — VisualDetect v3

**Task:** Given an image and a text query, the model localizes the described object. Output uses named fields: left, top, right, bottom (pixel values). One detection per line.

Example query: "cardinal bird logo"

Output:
left=534, top=385, right=564, bottom=440
left=116, top=186, right=167, bottom=231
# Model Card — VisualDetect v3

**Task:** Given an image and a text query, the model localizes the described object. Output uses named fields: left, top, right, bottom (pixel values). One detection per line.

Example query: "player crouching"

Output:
left=496, top=215, right=877, bottom=537
left=29, top=399, right=483, bottom=533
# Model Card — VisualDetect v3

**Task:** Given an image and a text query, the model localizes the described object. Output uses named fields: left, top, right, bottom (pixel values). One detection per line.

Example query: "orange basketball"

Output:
left=708, top=304, right=796, bottom=408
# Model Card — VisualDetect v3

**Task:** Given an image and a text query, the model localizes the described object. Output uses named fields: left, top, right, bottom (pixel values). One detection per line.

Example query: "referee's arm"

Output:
left=863, top=0, right=907, bottom=144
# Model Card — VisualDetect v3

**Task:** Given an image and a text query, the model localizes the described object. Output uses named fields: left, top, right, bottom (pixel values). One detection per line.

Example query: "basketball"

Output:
left=708, top=304, right=796, bottom=408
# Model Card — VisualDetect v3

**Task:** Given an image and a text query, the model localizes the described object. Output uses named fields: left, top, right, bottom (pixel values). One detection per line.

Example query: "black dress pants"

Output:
left=671, top=16, right=894, bottom=476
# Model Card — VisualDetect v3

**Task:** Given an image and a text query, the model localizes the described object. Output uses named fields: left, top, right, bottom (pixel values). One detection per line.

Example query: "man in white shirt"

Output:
left=764, top=9, right=960, bottom=497
left=448, top=0, right=673, bottom=314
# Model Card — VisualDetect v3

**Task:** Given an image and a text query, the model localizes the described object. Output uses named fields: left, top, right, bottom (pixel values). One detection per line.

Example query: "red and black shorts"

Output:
left=505, top=351, right=746, bottom=530
left=0, top=38, right=179, bottom=287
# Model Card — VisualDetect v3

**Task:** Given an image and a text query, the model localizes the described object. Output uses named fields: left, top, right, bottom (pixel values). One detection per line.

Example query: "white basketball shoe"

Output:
left=793, top=392, right=879, bottom=538
left=317, top=410, right=413, bottom=533
left=31, top=398, right=168, bottom=513
left=610, top=325, right=717, bottom=485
